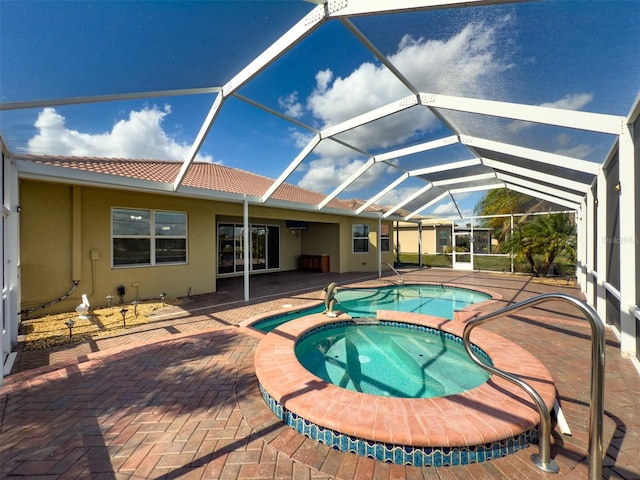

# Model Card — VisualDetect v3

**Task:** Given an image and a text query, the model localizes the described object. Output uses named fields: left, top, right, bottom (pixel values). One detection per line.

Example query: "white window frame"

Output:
left=352, top=223, right=370, bottom=254
left=112, top=207, right=188, bottom=267
left=380, top=224, right=390, bottom=253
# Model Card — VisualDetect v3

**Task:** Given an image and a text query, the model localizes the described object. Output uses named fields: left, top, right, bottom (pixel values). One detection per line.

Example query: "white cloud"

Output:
left=295, top=18, right=515, bottom=192
left=288, top=128, right=314, bottom=149
left=551, top=126, right=596, bottom=159
left=540, top=93, right=593, bottom=110
left=431, top=202, right=459, bottom=217
left=314, top=69, right=333, bottom=94
left=278, top=92, right=303, bottom=118
left=378, top=186, right=422, bottom=207
left=508, top=93, right=594, bottom=133
left=298, top=157, right=396, bottom=192
left=553, top=143, right=596, bottom=159
left=27, top=105, right=215, bottom=163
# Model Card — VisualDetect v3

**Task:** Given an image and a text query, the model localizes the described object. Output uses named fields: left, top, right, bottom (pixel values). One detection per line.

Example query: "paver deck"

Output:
left=2, top=269, right=639, bottom=479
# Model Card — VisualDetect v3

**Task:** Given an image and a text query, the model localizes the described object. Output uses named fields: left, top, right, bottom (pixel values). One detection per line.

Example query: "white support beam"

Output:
left=497, top=172, right=584, bottom=204
left=383, top=183, right=433, bottom=218
left=319, top=158, right=375, bottom=210
left=2, top=155, right=20, bottom=386
left=585, top=187, right=596, bottom=305
left=322, top=95, right=418, bottom=139
left=222, top=4, right=325, bottom=96
left=463, top=137, right=600, bottom=175
left=356, top=173, right=409, bottom=214
left=618, top=122, right=637, bottom=356
left=0, top=87, right=222, bottom=111
left=409, top=158, right=481, bottom=177
left=448, top=183, right=505, bottom=195
left=174, top=92, right=224, bottom=190
left=405, top=191, right=449, bottom=220
left=576, top=199, right=587, bottom=294
left=342, top=18, right=418, bottom=96
left=262, top=134, right=321, bottom=202
left=431, top=172, right=496, bottom=187
left=243, top=196, right=250, bottom=302
left=375, top=135, right=458, bottom=163
left=595, top=170, right=608, bottom=323
left=505, top=183, right=580, bottom=210
left=377, top=213, right=383, bottom=279
left=326, top=0, right=526, bottom=17
left=234, top=93, right=319, bottom=134
left=482, top=157, right=592, bottom=193
left=450, top=193, right=463, bottom=219
left=422, top=92, right=624, bottom=135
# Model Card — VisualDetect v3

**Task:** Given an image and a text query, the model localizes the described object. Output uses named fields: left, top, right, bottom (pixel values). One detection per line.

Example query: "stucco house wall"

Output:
left=19, top=179, right=393, bottom=315
left=395, top=222, right=453, bottom=256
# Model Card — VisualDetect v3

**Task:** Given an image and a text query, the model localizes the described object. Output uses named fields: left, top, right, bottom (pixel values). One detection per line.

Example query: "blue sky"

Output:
left=1, top=1, right=639, bottom=218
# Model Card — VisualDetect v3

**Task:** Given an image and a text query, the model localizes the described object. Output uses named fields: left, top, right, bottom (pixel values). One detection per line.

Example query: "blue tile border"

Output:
left=258, top=383, right=538, bottom=466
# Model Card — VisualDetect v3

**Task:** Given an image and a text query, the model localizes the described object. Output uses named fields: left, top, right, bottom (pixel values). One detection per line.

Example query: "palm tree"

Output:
left=500, top=213, right=576, bottom=276
left=474, top=188, right=547, bottom=244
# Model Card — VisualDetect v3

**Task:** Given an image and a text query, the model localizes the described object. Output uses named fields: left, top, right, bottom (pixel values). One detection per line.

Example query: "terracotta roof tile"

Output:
left=15, top=155, right=383, bottom=213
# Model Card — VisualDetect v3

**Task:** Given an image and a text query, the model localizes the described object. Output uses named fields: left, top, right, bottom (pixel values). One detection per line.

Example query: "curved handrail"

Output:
left=462, top=293, right=605, bottom=479
left=383, top=263, right=404, bottom=284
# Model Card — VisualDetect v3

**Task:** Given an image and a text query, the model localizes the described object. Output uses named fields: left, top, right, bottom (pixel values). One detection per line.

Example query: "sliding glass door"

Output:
left=218, top=223, right=280, bottom=275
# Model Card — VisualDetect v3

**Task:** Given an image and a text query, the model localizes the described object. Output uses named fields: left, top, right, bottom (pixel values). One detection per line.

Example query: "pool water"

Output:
left=295, top=322, right=491, bottom=398
left=336, top=285, right=489, bottom=317
left=253, top=285, right=490, bottom=332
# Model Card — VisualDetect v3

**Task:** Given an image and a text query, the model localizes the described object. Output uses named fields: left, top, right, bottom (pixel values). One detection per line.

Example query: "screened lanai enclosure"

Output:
left=1, top=0, right=639, bottom=383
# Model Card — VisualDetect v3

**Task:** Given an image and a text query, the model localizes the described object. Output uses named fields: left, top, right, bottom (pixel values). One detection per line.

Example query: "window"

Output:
left=352, top=224, right=369, bottom=253
left=438, top=229, right=450, bottom=248
left=112, top=208, right=187, bottom=266
left=380, top=224, right=390, bottom=252
left=218, top=223, right=280, bottom=275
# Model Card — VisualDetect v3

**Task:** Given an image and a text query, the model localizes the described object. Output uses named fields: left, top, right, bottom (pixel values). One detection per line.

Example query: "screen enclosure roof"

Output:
left=1, top=0, right=639, bottom=220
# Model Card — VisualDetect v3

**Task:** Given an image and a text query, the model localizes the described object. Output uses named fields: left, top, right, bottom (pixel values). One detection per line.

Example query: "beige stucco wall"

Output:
left=19, top=179, right=394, bottom=315
left=397, top=227, right=430, bottom=254
left=343, top=218, right=395, bottom=272
left=395, top=224, right=452, bottom=254
left=299, top=222, right=340, bottom=272
left=20, top=181, right=221, bottom=314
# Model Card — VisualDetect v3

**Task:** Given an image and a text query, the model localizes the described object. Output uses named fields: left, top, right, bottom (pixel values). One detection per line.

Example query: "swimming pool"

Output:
left=252, top=284, right=491, bottom=332
left=295, top=321, right=491, bottom=398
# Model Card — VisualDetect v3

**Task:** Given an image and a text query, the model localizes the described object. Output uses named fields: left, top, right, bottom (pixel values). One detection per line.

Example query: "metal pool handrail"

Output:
left=383, top=263, right=404, bottom=284
left=462, top=293, right=605, bottom=479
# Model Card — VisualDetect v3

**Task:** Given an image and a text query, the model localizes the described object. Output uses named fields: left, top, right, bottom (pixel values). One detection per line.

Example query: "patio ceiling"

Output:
left=1, top=0, right=638, bottom=220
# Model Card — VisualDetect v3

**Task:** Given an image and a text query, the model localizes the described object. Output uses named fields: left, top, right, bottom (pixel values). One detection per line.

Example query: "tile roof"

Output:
left=15, top=155, right=383, bottom=213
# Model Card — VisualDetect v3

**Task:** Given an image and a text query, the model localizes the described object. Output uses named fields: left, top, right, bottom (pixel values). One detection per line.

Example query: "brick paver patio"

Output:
left=1, top=269, right=639, bottom=479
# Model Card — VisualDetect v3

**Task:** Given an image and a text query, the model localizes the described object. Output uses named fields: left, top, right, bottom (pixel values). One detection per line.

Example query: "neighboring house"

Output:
left=14, top=155, right=394, bottom=316
left=395, top=219, right=495, bottom=257
left=394, top=218, right=454, bottom=255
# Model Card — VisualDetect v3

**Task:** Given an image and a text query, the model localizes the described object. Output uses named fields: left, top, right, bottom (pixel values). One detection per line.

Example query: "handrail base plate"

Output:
left=531, top=454, right=560, bottom=473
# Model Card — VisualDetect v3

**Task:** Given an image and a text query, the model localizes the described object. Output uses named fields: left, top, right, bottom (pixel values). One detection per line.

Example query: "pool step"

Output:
left=352, top=317, right=379, bottom=325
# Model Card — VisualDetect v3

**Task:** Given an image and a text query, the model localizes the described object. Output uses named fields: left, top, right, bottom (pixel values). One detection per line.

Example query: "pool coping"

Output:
left=254, top=309, right=556, bottom=450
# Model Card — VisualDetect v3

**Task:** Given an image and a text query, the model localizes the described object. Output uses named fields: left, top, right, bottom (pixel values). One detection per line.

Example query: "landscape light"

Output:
left=65, top=319, right=75, bottom=338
